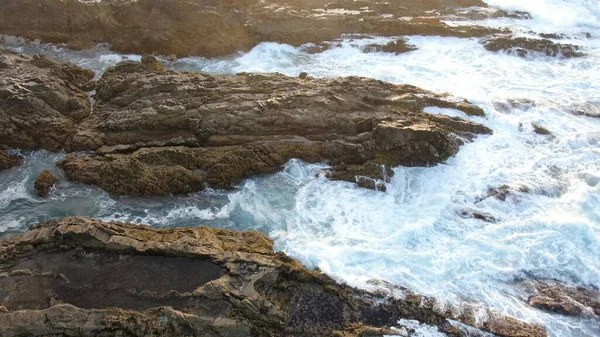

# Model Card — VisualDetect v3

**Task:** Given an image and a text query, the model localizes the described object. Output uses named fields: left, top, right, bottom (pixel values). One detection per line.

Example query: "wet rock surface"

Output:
left=0, top=217, right=548, bottom=337
left=519, top=279, right=600, bottom=318
left=50, top=56, right=491, bottom=195
left=363, top=39, right=418, bottom=55
left=0, top=48, right=94, bottom=151
left=0, top=150, right=22, bottom=170
left=482, top=36, right=585, bottom=58
left=34, top=170, right=58, bottom=197
left=0, top=0, right=506, bottom=58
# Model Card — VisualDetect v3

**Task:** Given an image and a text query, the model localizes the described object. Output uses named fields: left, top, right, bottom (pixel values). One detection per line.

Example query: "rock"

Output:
left=477, top=184, right=530, bottom=202
left=519, top=279, right=600, bottom=318
left=482, top=36, right=584, bottom=58
left=569, top=102, right=600, bottom=119
left=363, top=39, right=417, bottom=54
left=459, top=208, right=498, bottom=223
left=0, top=151, right=22, bottom=170
left=34, top=170, right=57, bottom=197
left=0, top=0, right=504, bottom=58
left=0, top=48, right=94, bottom=150
left=299, top=71, right=309, bottom=79
left=531, top=123, right=552, bottom=136
left=55, top=56, right=491, bottom=195
left=0, top=217, right=548, bottom=337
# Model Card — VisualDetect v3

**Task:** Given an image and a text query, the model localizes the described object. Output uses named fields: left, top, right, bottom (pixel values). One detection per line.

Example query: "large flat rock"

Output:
left=0, top=0, right=506, bottom=57
left=0, top=217, right=547, bottom=337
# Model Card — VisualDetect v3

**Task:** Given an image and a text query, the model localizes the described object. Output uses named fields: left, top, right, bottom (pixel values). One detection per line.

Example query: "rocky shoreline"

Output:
left=0, top=1, right=597, bottom=336
left=0, top=0, right=586, bottom=60
left=0, top=217, right=547, bottom=337
left=1, top=47, right=492, bottom=195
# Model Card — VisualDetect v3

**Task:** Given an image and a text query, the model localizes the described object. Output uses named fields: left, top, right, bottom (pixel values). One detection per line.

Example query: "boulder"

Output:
left=0, top=217, right=548, bottom=337
left=56, top=56, right=491, bottom=195
left=0, top=48, right=94, bottom=151
left=531, top=123, right=552, bottom=136
left=34, top=170, right=57, bottom=197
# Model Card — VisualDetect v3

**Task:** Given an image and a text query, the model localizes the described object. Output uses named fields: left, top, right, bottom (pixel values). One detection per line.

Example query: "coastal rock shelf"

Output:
left=0, top=0, right=509, bottom=58
left=0, top=48, right=492, bottom=195
left=0, top=217, right=547, bottom=337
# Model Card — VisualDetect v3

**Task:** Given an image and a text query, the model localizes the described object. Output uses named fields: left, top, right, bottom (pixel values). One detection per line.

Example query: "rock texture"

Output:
left=521, top=280, right=600, bottom=318
left=0, top=51, right=491, bottom=195
left=0, top=0, right=507, bottom=58
left=0, top=217, right=547, bottom=337
left=53, top=56, right=491, bottom=195
left=0, top=48, right=94, bottom=151
left=0, top=150, right=22, bottom=170
left=34, top=170, right=58, bottom=197
left=482, top=36, right=584, bottom=58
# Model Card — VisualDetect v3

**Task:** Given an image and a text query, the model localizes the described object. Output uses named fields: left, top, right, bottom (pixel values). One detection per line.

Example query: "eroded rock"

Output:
left=55, top=56, right=491, bottom=195
left=34, top=170, right=57, bottom=197
left=483, top=36, right=584, bottom=58
left=0, top=151, right=22, bottom=170
left=519, top=279, right=600, bottom=318
left=0, top=0, right=504, bottom=58
left=0, top=217, right=548, bottom=337
left=0, top=48, right=94, bottom=150
left=364, top=39, right=417, bottom=54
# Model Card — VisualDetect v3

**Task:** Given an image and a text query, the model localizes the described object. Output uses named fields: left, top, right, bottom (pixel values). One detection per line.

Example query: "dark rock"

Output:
left=363, top=39, right=417, bottom=54
left=531, top=123, right=552, bottom=136
left=0, top=217, right=548, bottom=337
left=34, top=170, right=57, bottom=197
left=0, top=151, right=22, bottom=170
left=538, top=33, right=567, bottom=39
left=477, top=184, right=530, bottom=203
left=459, top=209, right=498, bottom=223
left=483, top=36, right=584, bottom=58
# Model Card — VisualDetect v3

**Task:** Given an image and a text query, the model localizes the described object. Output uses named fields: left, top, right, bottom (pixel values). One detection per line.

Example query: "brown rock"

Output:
left=34, top=170, right=57, bottom=197
left=531, top=123, right=552, bottom=136
left=0, top=217, right=548, bottom=337
left=0, top=151, right=22, bottom=170
left=0, top=0, right=504, bottom=58
left=521, top=280, right=600, bottom=318
left=483, top=36, right=584, bottom=58
left=55, top=57, right=491, bottom=195
left=0, top=48, right=94, bottom=151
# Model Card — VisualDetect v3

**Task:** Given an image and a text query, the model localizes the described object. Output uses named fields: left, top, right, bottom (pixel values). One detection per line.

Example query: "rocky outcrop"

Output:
left=0, top=0, right=506, bottom=58
left=0, top=217, right=547, bottom=337
left=519, top=280, right=600, bottom=318
left=482, top=36, right=584, bottom=58
left=0, top=51, right=491, bottom=195
left=52, top=56, right=491, bottom=195
left=531, top=123, right=552, bottom=136
left=364, top=39, right=418, bottom=55
left=0, top=150, right=22, bottom=170
left=0, top=48, right=94, bottom=151
left=34, top=170, right=57, bottom=197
